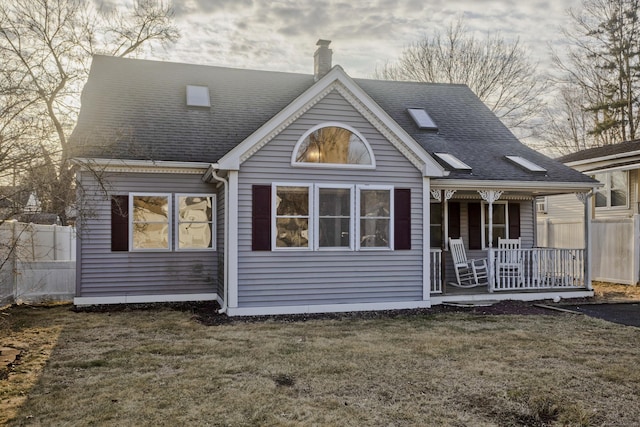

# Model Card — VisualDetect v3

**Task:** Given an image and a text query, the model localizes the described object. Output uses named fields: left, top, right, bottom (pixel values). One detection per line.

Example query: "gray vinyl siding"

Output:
left=77, top=171, right=218, bottom=298
left=237, top=90, right=425, bottom=308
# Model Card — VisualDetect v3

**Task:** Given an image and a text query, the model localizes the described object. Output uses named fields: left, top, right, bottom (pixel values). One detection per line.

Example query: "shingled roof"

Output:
left=70, top=55, right=594, bottom=185
left=557, top=139, right=640, bottom=163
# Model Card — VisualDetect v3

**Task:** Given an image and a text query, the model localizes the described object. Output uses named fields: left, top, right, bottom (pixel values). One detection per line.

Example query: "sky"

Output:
left=153, top=0, right=584, bottom=78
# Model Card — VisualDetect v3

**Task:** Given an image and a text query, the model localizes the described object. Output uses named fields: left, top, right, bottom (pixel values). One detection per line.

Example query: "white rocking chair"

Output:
left=496, top=237, right=524, bottom=288
left=448, top=238, right=489, bottom=288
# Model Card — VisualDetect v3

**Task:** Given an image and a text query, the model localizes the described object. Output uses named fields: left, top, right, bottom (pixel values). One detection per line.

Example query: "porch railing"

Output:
left=429, top=247, right=585, bottom=294
left=489, top=248, right=585, bottom=291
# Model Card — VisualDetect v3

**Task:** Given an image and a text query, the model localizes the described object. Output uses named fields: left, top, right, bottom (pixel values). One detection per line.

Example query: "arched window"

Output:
left=292, top=123, right=375, bottom=168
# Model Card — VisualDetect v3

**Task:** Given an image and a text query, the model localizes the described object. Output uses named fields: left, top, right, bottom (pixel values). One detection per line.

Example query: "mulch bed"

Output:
left=74, top=299, right=563, bottom=326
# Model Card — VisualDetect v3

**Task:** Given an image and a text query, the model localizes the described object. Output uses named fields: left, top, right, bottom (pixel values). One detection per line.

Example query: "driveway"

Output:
left=561, top=302, right=640, bottom=327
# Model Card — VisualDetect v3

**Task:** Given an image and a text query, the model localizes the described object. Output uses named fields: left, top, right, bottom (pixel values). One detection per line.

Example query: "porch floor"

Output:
left=430, top=283, right=594, bottom=306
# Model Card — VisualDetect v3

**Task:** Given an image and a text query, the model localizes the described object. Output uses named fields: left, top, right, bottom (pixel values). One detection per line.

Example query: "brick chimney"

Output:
left=314, top=39, right=332, bottom=81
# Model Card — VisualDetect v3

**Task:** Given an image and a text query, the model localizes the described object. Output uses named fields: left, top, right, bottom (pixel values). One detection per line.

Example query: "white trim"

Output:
left=356, top=185, right=394, bottom=251
left=227, top=171, right=239, bottom=308
left=423, top=177, right=431, bottom=301
left=430, top=179, right=596, bottom=194
left=74, top=293, right=218, bottom=306
left=129, top=193, right=172, bottom=252
left=272, top=183, right=314, bottom=251
left=291, top=122, right=376, bottom=169
left=174, top=193, right=217, bottom=252
left=73, top=158, right=211, bottom=174
left=430, top=290, right=594, bottom=305
left=226, top=300, right=432, bottom=316
left=565, top=149, right=640, bottom=167
left=216, top=66, right=446, bottom=177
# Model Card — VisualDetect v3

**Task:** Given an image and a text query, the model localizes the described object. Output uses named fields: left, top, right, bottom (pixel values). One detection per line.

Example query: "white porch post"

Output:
left=430, top=188, right=456, bottom=294
left=228, top=170, right=239, bottom=308
left=582, top=190, right=593, bottom=290
left=478, top=190, right=503, bottom=290
left=423, top=177, right=431, bottom=301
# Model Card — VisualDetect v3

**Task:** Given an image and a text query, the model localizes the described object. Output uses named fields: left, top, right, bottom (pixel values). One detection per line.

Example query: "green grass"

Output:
left=1, top=304, right=639, bottom=426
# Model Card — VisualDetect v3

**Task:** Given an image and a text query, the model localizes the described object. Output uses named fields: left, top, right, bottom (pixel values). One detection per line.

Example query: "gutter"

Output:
left=203, top=164, right=229, bottom=314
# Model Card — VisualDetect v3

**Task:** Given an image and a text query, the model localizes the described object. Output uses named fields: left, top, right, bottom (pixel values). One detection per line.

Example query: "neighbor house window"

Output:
left=267, top=184, right=401, bottom=251
left=176, top=195, right=215, bottom=250
left=131, top=194, right=171, bottom=251
left=593, top=171, right=628, bottom=208
left=358, top=187, right=392, bottom=249
left=292, top=123, right=375, bottom=168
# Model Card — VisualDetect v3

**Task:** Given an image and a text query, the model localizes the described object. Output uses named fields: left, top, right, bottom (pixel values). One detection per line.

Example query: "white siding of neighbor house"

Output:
left=236, top=90, right=425, bottom=308
left=77, top=171, right=218, bottom=298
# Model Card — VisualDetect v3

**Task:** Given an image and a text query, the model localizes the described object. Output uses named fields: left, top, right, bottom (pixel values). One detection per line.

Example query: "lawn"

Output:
left=1, top=290, right=639, bottom=426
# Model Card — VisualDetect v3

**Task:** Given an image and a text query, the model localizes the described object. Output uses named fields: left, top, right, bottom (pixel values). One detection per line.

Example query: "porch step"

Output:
left=443, top=300, right=501, bottom=308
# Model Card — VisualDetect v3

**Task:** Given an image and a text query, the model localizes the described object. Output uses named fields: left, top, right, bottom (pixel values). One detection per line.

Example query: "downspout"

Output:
left=207, top=166, right=229, bottom=314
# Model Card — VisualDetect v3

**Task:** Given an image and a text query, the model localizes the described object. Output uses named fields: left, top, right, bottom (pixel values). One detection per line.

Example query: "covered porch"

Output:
left=426, top=182, right=595, bottom=303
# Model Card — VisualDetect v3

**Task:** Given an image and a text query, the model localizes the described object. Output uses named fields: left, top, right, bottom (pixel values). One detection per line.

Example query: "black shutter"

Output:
left=468, top=202, right=482, bottom=250
left=394, top=188, right=411, bottom=250
left=252, top=185, right=272, bottom=251
left=508, top=202, right=521, bottom=239
left=448, top=202, right=461, bottom=239
left=111, top=195, right=129, bottom=252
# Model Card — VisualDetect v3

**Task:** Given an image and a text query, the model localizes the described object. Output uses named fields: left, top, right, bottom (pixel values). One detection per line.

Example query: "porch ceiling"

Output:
left=430, top=179, right=595, bottom=197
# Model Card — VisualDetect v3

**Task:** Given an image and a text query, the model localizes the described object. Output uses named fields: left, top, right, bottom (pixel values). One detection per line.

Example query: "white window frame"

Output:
left=174, top=193, right=216, bottom=252
left=290, top=122, right=376, bottom=170
left=314, top=184, right=355, bottom=251
left=593, top=170, right=629, bottom=210
left=272, top=183, right=313, bottom=251
left=480, top=201, right=509, bottom=249
left=270, top=183, right=396, bottom=252
left=129, top=193, right=172, bottom=252
left=356, top=185, right=394, bottom=251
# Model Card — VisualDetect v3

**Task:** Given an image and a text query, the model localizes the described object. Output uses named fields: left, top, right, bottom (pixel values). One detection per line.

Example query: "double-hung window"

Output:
left=358, top=187, right=392, bottom=249
left=131, top=193, right=172, bottom=251
left=593, top=171, right=628, bottom=209
left=270, top=184, right=395, bottom=251
left=274, top=185, right=311, bottom=249
left=317, top=186, right=353, bottom=249
left=112, top=193, right=215, bottom=252
left=482, top=202, right=507, bottom=248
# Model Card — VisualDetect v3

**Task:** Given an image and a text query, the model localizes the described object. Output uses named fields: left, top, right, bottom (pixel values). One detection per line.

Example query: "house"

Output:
left=539, top=139, right=640, bottom=285
left=70, top=40, right=597, bottom=315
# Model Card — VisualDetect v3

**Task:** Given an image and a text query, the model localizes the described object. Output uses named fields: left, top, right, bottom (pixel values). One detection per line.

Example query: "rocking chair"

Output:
left=448, top=238, right=489, bottom=288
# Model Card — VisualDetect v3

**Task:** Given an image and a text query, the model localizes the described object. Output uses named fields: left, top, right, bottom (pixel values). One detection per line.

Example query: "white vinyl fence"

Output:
left=0, top=221, right=76, bottom=305
left=537, top=215, right=640, bottom=285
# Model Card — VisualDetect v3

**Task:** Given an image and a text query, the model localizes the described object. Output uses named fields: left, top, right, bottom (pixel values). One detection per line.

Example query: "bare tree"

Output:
left=0, top=0, right=179, bottom=224
left=547, top=0, right=640, bottom=152
left=376, top=18, right=548, bottom=140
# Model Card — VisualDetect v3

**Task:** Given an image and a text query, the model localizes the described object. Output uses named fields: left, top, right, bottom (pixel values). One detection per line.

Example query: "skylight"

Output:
left=407, top=108, right=438, bottom=130
left=505, top=155, right=547, bottom=173
left=434, top=153, right=472, bottom=170
left=186, top=85, right=211, bottom=107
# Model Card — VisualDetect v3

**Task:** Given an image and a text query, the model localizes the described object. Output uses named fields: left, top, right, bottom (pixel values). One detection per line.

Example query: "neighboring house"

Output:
left=70, top=40, right=597, bottom=315
left=539, top=140, right=640, bottom=285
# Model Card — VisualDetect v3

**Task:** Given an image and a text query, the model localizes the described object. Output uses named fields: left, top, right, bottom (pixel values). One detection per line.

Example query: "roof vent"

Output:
left=186, top=85, right=210, bottom=107
left=407, top=108, right=438, bottom=130
left=314, top=39, right=333, bottom=81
